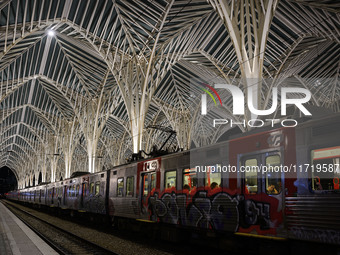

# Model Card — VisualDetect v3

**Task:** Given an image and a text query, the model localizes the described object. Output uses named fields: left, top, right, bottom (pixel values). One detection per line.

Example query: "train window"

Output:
left=76, top=185, right=80, bottom=197
left=165, top=171, right=176, bottom=189
left=95, top=182, right=100, bottom=195
left=265, top=155, right=281, bottom=195
left=73, top=185, right=76, bottom=197
left=117, top=178, right=124, bottom=197
left=205, top=165, right=221, bottom=189
left=245, top=158, right=258, bottom=194
left=183, top=168, right=197, bottom=191
left=90, top=182, right=94, bottom=194
left=311, top=146, right=340, bottom=191
left=126, top=176, right=134, bottom=196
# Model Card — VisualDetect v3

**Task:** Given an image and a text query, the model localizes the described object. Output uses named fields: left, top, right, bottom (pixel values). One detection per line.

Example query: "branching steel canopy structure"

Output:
left=0, top=0, right=339, bottom=188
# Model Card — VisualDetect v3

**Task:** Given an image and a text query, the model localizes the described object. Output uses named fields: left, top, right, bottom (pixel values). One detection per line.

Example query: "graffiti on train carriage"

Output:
left=147, top=189, right=282, bottom=233
left=84, top=194, right=106, bottom=214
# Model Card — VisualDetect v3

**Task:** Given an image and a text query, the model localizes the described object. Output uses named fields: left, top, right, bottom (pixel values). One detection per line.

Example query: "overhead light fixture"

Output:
left=47, top=30, right=55, bottom=36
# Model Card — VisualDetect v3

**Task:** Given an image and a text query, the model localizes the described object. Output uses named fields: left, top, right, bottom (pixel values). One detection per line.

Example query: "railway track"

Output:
left=2, top=200, right=118, bottom=255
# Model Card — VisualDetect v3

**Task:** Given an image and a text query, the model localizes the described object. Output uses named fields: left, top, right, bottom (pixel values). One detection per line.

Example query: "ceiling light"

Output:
left=47, top=30, right=55, bottom=36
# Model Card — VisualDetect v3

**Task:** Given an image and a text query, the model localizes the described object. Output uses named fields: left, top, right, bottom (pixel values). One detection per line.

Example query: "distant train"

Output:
left=7, top=113, right=340, bottom=245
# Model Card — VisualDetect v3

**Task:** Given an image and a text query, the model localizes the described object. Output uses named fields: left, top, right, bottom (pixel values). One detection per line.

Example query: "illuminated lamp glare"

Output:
left=47, top=30, right=55, bottom=36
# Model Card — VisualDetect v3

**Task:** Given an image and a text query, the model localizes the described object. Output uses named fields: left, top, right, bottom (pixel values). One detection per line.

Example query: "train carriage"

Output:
left=121, top=128, right=289, bottom=236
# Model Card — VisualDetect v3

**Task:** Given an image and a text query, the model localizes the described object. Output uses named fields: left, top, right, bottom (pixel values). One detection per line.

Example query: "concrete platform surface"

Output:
left=0, top=201, right=58, bottom=255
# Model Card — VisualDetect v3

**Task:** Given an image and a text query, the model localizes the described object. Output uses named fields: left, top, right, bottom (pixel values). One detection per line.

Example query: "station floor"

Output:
left=0, top=201, right=58, bottom=255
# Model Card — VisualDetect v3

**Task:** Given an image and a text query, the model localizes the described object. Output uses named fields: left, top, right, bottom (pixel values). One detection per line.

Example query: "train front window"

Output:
left=165, top=171, right=176, bottom=190
left=311, top=146, right=340, bottom=191
left=183, top=168, right=197, bottom=191
left=245, top=158, right=258, bottom=194
left=205, top=165, right=221, bottom=190
left=117, top=178, right=124, bottom=197
left=265, top=155, right=281, bottom=195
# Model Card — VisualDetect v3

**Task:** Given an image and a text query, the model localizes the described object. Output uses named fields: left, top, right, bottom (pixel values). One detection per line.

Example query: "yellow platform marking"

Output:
left=235, top=232, right=286, bottom=241
left=136, top=219, right=155, bottom=223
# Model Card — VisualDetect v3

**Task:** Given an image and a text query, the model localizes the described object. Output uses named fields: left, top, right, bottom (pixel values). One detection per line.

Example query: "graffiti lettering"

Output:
left=148, top=191, right=274, bottom=233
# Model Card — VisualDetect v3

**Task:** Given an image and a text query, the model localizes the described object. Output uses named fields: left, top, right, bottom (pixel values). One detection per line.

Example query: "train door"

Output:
left=241, top=151, right=283, bottom=196
left=141, top=172, right=156, bottom=208
left=52, top=187, right=55, bottom=204
left=81, top=183, right=86, bottom=207
left=63, top=186, right=67, bottom=205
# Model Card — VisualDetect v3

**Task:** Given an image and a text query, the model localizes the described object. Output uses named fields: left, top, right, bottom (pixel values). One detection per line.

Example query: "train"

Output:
left=6, top=113, right=340, bottom=246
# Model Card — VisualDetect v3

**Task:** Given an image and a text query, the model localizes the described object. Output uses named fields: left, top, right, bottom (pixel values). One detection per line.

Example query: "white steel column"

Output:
left=209, top=0, right=278, bottom=122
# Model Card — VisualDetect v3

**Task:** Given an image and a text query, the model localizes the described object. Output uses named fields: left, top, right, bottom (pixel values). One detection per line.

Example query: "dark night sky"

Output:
left=0, top=166, right=18, bottom=193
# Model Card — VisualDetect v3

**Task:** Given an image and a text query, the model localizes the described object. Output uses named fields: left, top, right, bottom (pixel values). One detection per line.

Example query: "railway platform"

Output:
left=0, top=201, right=57, bottom=255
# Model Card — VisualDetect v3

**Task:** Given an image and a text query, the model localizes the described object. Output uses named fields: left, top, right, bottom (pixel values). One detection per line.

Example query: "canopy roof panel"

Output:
left=0, top=0, right=339, bottom=180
